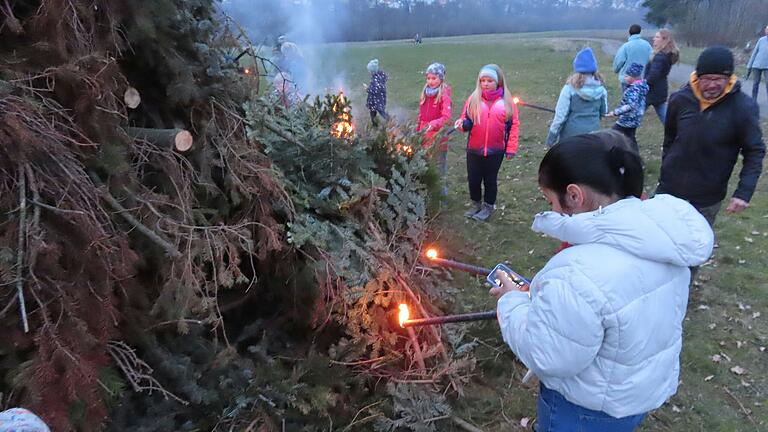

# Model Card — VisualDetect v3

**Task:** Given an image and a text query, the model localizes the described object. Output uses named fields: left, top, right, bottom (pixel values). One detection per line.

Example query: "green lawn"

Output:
left=314, top=32, right=768, bottom=431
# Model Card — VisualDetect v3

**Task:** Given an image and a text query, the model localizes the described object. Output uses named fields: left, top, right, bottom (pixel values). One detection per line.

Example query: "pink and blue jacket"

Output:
left=459, top=92, right=519, bottom=156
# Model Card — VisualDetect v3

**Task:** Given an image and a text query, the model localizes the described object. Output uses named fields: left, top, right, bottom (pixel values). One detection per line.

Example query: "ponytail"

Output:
left=538, top=130, right=644, bottom=203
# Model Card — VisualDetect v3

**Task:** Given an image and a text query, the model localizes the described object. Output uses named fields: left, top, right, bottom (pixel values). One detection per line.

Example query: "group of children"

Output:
left=365, top=47, right=648, bottom=222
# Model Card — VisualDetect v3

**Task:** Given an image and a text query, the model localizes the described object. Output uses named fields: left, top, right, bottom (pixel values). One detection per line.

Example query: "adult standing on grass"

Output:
left=656, top=46, right=766, bottom=226
left=746, top=25, right=768, bottom=102
left=645, top=29, right=680, bottom=123
left=417, top=63, right=452, bottom=196
left=546, top=47, right=608, bottom=147
left=613, top=24, right=652, bottom=92
left=365, top=59, right=390, bottom=126
left=454, top=64, right=519, bottom=221
left=491, top=132, right=714, bottom=431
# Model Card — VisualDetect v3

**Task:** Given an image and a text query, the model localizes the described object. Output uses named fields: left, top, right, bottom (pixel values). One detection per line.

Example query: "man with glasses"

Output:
left=656, top=46, right=765, bottom=226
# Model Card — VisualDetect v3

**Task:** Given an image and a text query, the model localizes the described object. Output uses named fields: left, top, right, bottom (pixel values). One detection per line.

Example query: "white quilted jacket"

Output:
left=497, top=194, right=714, bottom=418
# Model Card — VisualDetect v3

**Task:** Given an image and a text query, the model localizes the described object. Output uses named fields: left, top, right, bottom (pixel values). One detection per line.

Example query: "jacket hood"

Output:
left=574, top=77, right=607, bottom=101
left=531, top=195, right=714, bottom=267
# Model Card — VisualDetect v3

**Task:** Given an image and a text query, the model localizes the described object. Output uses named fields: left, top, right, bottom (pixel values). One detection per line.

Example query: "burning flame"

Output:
left=395, top=143, right=414, bottom=156
left=331, top=90, right=355, bottom=139
left=398, top=304, right=410, bottom=328
left=512, top=96, right=520, bottom=105
left=425, top=248, right=438, bottom=260
left=243, top=67, right=251, bottom=75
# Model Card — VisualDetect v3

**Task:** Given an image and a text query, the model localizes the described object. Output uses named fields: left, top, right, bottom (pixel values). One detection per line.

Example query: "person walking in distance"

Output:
left=746, top=25, right=768, bottom=102
left=613, top=24, right=653, bottom=92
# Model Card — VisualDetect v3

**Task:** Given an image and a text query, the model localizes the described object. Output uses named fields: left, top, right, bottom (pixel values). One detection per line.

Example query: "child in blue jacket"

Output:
left=606, top=62, right=649, bottom=153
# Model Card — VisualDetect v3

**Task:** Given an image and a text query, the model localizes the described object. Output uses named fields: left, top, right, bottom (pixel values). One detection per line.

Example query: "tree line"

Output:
left=643, top=0, right=768, bottom=46
left=224, top=0, right=644, bottom=44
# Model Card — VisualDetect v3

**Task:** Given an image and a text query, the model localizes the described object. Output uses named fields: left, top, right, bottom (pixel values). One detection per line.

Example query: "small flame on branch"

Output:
left=331, top=90, right=355, bottom=139
left=395, top=143, right=414, bottom=156
left=398, top=304, right=410, bottom=328
left=425, top=248, right=438, bottom=260
left=512, top=96, right=520, bottom=105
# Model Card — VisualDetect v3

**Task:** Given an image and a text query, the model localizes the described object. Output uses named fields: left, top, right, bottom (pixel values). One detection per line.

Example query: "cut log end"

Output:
left=174, top=130, right=193, bottom=152
left=124, top=87, right=141, bottom=109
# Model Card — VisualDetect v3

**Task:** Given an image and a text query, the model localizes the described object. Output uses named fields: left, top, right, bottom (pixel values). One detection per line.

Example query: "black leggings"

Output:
left=466, top=152, right=504, bottom=205
left=612, top=124, right=638, bottom=153
left=369, top=108, right=390, bottom=126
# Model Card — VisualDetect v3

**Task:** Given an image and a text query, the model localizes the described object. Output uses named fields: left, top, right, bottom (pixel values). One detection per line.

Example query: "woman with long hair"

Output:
left=547, top=47, right=608, bottom=146
left=453, top=64, right=519, bottom=221
left=645, top=29, right=680, bottom=123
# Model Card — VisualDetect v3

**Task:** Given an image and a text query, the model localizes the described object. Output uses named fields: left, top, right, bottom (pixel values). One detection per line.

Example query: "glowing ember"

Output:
left=425, top=248, right=438, bottom=260
left=512, top=96, right=520, bottom=105
left=398, top=304, right=410, bottom=328
left=243, top=67, right=251, bottom=75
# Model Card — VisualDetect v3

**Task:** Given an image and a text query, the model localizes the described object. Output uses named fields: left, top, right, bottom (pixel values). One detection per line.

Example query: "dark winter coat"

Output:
left=658, top=81, right=766, bottom=207
left=611, top=80, right=649, bottom=129
left=366, top=71, right=388, bottom=112
left=645, top=52, right=673, bottom=106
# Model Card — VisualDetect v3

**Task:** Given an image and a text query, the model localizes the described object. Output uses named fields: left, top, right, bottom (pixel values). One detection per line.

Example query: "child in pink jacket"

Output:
left=454, top=64, right=519, bottom=221
left=417, top=62, right=452, bottom=196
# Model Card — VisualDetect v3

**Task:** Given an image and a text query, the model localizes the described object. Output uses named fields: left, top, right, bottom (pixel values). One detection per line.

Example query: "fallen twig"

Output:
left=16, top=168, right=29, bottom=333
left=451, top=415, right=485, bottom=432
left=722, top=385, right=757, bottom=427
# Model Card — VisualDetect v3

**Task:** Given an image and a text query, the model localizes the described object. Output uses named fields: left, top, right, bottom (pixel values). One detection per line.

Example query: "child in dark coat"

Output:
left=607, top=62, right=649, bottom=153
left=365, top=59, right=390, bottom=126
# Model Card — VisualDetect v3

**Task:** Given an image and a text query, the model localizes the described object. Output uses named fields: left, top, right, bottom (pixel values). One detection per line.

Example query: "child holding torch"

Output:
left=454, top=64, right=519, bottom=221
left=417, top=62, right=452, bottom=196
left=491, top=131, right=713, bottom=431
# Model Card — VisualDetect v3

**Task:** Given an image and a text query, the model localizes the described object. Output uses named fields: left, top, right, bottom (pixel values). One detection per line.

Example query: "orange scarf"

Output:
left=689, top=72, right=737, bottom=111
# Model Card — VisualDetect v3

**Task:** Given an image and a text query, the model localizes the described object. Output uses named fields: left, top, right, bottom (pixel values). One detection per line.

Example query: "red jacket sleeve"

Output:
left=506, top=102, right=520, bottom=154
left=429, top=86, right=453, bottom=131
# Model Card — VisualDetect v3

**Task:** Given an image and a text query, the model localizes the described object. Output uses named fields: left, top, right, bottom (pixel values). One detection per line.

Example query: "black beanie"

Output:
left=696, top=46, right=734, bottom=76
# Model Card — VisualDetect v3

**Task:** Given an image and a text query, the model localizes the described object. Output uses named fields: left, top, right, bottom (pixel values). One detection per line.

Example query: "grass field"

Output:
left=313, top=31, right=768, bottom=431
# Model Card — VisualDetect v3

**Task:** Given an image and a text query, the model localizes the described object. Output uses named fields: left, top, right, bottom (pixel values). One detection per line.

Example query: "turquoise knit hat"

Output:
left=367, top=59, right=380, bottom=73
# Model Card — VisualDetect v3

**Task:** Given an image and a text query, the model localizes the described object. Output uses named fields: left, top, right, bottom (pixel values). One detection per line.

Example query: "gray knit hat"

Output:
left=425, top=62, right=446, bottom=81
left=367, top=59, right=380, bottom=74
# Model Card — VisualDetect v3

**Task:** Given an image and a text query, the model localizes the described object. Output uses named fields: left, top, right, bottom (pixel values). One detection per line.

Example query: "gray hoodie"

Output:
left=549, top=76, right=608, bottom=138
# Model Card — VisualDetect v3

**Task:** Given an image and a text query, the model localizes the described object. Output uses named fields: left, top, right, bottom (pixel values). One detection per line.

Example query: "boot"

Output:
left=463, top=200, right=482, bottom=218
left=472, top=202, right=495, bottom=221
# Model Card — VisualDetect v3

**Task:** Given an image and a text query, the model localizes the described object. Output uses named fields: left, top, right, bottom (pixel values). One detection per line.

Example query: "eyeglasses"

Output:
left=698, top=75, right=729, bottom=84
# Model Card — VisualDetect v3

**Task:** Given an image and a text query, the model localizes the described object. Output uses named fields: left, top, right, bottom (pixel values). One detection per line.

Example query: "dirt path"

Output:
left=587, top=38, right=768, bottom=118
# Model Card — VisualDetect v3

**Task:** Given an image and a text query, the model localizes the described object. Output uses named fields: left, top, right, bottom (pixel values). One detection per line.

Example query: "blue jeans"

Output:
left=650, top=101, right=667, bottom=124
left=535, top=383, right=646, bottom=432
left=752, top=69, right=768, bottom=101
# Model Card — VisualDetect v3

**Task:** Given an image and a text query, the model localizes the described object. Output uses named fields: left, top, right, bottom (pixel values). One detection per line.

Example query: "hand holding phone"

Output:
left=487, top=263, right=530, bottom=293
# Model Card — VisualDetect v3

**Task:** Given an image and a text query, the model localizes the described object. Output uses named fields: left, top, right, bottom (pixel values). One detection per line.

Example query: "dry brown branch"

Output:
left=107, top=340, right=189, bottom=405
left=125, top=127, right=194, bottom=152
left=406, top=327, right=426, bottom=371
left=451, top=416, right=485, bottom=432
left=722, top=386, right=757, bottom=427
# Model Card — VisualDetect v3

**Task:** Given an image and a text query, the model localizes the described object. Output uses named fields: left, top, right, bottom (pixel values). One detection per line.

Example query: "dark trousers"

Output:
left=466, top=152, right=504, bottom=205
left=369, top=108, right=389, bottom=126
left=612, top=124, right=639, bottom=153
left=535, top=383, right=646, bottom=432
left=752, top=69, right=768, bottom=101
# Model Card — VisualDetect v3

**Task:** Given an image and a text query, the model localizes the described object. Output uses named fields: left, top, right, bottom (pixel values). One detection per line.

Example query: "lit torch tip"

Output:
left=425, top=248, right=438, bottom=260
left=398, top=304, right=410, bottom=328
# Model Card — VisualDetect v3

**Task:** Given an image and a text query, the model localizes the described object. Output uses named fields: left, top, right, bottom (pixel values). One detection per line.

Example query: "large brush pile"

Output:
left=0, top=1, right=474, bottom=431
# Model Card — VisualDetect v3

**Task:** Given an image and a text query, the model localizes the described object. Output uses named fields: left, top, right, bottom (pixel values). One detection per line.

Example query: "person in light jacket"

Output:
left=613, top=24, right=653, bottom=91
left=491, top=132, right=714, bottom=431
left=547, top=47, right=608, bottom=147
left=746, top=25, right=768, bottom=102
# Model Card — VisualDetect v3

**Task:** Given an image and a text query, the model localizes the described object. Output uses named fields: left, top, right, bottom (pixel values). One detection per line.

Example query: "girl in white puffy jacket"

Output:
left=491, top=131, right=714, bottom=432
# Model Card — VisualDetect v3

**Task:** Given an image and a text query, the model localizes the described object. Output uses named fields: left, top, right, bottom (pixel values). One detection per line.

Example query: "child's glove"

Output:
left=546, top=131, right=558, bottom=147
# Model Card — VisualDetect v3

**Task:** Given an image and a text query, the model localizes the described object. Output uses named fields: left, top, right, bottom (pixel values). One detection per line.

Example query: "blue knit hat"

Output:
left=367, top=59, right=379, bottom=74
left=573, top=47, right=598, bottom=73
left=479, top=65, right=498, bottom=82
left=425, top=62, right=446, bottom=81
left=625, top=62, right=644, bottom=78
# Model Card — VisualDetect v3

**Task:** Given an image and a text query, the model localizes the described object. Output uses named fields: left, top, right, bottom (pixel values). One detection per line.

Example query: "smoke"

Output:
left=220, top=0, right=352, bottom=96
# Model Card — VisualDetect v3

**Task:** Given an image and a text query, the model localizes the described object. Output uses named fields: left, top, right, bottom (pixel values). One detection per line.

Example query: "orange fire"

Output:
left=512, top=96, right=520, bottom=105
left=331, top=91, right=355, bottom=139
left=425, top=248, right=438, bottom=260
left=398, top=304, right=410, bottom=328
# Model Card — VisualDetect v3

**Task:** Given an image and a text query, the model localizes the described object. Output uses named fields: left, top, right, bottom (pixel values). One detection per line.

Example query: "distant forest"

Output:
left=643, top=0, right=768, bottom=46
left=224, top=0, right=645, bottom=43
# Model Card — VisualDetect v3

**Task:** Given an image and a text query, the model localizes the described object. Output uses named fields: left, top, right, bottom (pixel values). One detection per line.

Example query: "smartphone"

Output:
left=487, top=263, right=530, bottom=289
